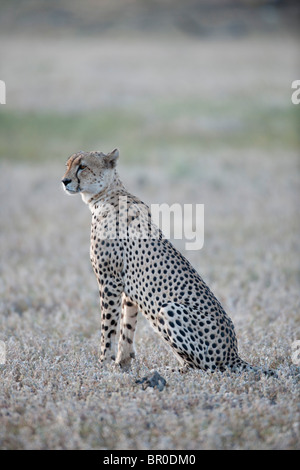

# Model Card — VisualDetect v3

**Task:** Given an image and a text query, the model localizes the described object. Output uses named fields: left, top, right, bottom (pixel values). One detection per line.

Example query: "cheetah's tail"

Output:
left=227, top=357, right=277, bottom=378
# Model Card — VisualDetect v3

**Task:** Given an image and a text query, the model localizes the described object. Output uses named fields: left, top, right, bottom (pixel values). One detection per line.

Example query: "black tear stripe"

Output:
left=75, top=169, right=81, bottom=191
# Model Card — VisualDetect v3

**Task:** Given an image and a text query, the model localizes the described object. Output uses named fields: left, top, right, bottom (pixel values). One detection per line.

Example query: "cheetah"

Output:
left=62, top=149, right=273, bottom=376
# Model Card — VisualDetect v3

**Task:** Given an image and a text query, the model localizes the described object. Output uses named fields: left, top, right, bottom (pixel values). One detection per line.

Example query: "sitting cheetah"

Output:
left=62, top=149, right=272, bottom=376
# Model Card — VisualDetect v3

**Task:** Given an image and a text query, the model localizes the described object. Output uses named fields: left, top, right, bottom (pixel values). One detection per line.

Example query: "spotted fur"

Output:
left=62, top=149, right=271, bottom=374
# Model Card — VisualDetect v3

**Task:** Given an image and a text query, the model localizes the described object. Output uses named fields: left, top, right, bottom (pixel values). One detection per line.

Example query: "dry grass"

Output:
left=0, top=32, right=299, bottom=449
left=0, top=156, right=299, bottom=450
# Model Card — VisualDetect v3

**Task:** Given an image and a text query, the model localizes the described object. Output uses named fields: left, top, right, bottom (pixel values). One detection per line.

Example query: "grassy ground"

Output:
left=0, top=33, right=299, bottom=449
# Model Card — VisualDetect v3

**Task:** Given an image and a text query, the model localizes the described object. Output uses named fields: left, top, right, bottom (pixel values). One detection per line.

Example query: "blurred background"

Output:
left=0, top=0, right=300, bottom=450
left=0, top=0, right=299, bottom=166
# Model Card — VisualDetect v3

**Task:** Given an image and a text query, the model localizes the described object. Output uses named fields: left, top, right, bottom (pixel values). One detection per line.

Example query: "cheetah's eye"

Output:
left=78, top=164, right=87, bottom=171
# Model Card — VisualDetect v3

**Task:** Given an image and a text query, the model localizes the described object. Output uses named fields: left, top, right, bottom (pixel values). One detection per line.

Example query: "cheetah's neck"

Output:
left=85, top=170, right=127, bottom=211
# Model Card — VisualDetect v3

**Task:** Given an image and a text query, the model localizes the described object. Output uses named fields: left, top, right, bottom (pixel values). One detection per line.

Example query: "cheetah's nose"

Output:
left=62, top=178, right=72, bottom=187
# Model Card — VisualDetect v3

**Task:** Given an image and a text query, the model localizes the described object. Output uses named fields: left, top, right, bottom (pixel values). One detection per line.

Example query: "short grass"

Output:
left=0, top=156, right=299, bottom=450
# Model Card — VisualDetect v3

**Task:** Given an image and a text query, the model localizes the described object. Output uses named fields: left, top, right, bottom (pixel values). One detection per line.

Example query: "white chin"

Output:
left=64, top=188, right=79, bottom=195
left=80, top=192, right=92, bottom=204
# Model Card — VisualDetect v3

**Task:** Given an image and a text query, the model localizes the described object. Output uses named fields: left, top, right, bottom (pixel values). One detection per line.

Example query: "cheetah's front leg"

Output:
left=116, top=295, right=138, bottom=369
left=98, top=278, right=123, bottom=366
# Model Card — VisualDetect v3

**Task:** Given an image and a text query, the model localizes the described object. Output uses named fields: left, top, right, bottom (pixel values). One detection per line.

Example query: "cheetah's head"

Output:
left=62, top=149, right=119, bottom=204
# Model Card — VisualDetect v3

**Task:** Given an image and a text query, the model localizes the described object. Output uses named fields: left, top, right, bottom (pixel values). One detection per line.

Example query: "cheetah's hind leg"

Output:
left=116, top=295, right=138, bottom=370
left=156, top=302, right=205, bottom=370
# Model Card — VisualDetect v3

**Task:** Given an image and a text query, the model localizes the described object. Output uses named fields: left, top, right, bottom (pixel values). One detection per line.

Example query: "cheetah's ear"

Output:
left=104, top=148, right=119, bottom=169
